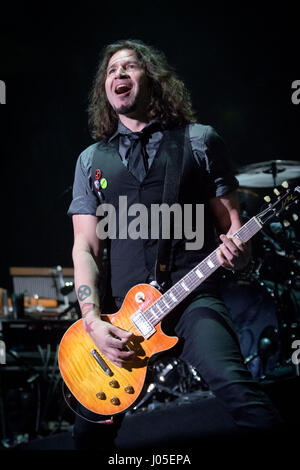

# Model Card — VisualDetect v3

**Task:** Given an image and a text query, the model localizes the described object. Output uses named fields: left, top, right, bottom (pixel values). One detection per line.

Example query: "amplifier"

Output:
left=9, top=267, right=77, bottom=303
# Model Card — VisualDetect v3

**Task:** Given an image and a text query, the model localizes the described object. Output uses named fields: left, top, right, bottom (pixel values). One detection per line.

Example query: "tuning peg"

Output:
left=264, top=195, right=271, bottom=203
left=282, top=181, right=289, bottom=188
left=273, top=188, right=280, bottom=196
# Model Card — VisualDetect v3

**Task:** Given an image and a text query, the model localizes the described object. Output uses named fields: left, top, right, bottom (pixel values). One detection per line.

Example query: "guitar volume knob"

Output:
left=110, top=396, right=120, bottom=406
left=124, top=385, right=134, bottom=394
left=96, top=391, right=106, bottom=400
left=109, top=379, right=120, bottom=388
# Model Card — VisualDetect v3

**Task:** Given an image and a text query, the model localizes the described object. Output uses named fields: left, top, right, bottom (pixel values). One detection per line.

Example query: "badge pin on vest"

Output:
left=95, top=168, right=102, bottom=180
left=94, top=180, right=101, bottom=191
left=100, top=177, right=108, bottom=189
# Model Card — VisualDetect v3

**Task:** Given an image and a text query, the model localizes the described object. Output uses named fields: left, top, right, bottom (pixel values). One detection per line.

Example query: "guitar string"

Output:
left=142, top=217, right=261, bottom=326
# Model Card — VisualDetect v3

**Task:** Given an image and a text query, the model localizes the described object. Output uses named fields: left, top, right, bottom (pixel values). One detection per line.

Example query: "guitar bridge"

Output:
left=90, top=349, right=113, bottom=376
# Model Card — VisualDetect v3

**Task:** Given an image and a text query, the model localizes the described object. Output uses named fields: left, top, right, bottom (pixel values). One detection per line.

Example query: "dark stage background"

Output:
left=0, top=3, right=299, bottom=290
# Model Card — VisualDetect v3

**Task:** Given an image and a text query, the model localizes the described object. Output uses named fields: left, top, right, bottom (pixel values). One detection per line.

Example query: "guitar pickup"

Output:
left=130, top=310, right=156, bottom=339
left=90, top=349, right=113, bottom=376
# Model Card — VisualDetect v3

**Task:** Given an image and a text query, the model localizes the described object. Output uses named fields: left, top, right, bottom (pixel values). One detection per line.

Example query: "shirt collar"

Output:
left=108, top=120, right=161, bottom=143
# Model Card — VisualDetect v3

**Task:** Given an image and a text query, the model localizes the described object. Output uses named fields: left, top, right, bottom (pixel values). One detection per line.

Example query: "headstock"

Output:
left=257, top=182, right=300, bottom=227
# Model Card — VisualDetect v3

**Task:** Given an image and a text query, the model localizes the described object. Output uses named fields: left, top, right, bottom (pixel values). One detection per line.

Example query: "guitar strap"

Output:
left=153, top=125, right=188, bottom=290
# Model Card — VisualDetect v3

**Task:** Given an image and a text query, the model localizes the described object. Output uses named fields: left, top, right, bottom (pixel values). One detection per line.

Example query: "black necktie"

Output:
left=126, top=131, right=149, bottom=182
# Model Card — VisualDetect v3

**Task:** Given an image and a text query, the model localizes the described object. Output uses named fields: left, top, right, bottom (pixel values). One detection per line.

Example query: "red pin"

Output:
left=95, top=169, right=102, bottom=180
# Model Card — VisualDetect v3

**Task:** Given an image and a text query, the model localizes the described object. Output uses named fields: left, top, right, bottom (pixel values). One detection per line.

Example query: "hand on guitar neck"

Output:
left=217, top=233, right=251, bottom=271
left=209, top=193, right=252, bottom=272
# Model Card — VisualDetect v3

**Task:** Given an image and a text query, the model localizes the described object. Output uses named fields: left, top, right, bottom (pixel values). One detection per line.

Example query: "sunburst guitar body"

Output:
left=58, top=284, right=178, bottom=416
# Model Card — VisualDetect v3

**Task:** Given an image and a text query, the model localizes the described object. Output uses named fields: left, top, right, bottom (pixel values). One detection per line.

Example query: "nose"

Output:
left=115, top=65, right=128, bottom=78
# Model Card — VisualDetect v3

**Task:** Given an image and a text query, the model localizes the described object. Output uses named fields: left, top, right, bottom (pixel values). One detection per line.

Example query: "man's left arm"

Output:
left=209, top=191, right=251, bottom=271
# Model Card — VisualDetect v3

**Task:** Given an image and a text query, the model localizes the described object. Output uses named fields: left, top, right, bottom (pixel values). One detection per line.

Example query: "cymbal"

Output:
left=236, top=160, right=300, bottom=188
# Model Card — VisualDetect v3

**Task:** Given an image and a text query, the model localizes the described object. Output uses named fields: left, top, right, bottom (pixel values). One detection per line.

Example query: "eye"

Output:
left=107, top=67, right=116, bottom=75
left=126, top=63, right=137, bottom=70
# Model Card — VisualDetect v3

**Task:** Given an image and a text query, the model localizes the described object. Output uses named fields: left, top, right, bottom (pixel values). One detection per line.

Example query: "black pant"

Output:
left=72, top=294, right=283, bottom=450
left=162, top=294, right=283, bottom=431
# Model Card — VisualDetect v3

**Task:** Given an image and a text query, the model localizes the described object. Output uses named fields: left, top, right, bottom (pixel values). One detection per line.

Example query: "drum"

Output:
left=220, top=278, right=280, bottom=379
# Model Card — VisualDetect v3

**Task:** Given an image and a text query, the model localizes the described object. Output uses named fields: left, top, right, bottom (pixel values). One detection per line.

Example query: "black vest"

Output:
left=91, top=126, right=220, bottom=303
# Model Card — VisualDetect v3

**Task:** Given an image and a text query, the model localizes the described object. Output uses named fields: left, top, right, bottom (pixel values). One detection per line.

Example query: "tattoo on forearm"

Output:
left=81, top=302, right=97, bottom=318
left=77, top=284, right=92, bottom=301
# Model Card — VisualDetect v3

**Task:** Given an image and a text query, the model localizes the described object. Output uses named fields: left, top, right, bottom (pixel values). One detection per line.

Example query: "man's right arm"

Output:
left=72, top=214, right=134, bottom=367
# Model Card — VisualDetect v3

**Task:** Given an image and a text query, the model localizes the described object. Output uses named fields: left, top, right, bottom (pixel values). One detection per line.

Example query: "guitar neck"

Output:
left=143, top=216, right=262, bottom=326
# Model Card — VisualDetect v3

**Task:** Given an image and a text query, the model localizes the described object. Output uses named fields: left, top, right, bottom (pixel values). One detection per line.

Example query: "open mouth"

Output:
left=115, top=84, right=132, bottom=96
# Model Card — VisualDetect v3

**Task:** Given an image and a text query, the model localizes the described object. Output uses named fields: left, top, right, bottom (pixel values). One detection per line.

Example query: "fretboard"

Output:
left=143, top=216, right=262, bottom=326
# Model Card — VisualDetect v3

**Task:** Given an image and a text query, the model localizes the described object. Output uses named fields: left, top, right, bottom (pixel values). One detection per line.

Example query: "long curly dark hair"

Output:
left=88, top=39, right=197, bottom=140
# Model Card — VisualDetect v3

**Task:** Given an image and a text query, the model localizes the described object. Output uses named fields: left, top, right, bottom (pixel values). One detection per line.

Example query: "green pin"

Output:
left=100, top=178, right=107, bottom=189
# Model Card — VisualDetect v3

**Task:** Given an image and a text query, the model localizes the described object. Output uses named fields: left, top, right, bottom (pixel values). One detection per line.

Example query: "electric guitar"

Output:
left=58, top=184, right=300, bottom=417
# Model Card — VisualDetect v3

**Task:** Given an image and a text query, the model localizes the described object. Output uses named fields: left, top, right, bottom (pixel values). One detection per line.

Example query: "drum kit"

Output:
left=230, top=159, right=300, bottom=380
left=133, top=160, right=300, bottom=413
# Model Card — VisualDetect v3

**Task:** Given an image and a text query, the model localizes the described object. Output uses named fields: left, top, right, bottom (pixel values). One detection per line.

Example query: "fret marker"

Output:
left=206, top=259, right=215, bottom=269
left=181, top=282, right=189, bottom=291
left=195, top=269, right=204, bottom=278
left=170, top=293, right=177, bottom=303
left=162, top=299, right=170, bottom=308
left=157, top=303, right=163, bottom=313
left=149, top=308, right=159, bottom=320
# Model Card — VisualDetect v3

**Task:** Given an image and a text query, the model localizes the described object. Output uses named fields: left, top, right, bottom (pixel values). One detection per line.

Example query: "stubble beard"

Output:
left=114, top=101, right=137, bottom=115
left=112, top=89, right=138, bottom=115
